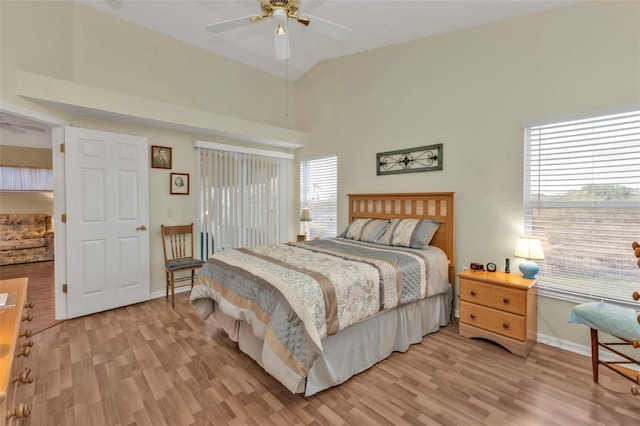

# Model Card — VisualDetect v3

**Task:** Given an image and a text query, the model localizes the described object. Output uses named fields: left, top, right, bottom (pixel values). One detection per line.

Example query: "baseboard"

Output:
left=149, top=285, right=192, bottom=300
left=537, top=332, right=640, bottom=372
left=536, top=332, right=591, bottom=358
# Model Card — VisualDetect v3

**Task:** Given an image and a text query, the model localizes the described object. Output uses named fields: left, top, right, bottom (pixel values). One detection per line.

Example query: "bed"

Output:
left=190, top=192, right=455, bottom=396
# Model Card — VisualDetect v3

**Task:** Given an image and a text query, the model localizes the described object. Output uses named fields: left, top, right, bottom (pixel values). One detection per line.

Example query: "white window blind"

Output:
left=0, top=166, right=53, bottom=191
left=300, top=155, right=337, bottom=239
left=198, top=146, right=291, bottom=258
left=524, top=108, right=640, bottom=306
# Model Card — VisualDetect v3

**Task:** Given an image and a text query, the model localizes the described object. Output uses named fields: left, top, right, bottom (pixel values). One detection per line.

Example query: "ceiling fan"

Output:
left=205, top=0, right=353, bottom=60
left=0, top=117, right=45, bottom=134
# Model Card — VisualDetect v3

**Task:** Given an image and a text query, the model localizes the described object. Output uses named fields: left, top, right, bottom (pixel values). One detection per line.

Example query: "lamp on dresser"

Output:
left=514, top=236, right=545, bottom=279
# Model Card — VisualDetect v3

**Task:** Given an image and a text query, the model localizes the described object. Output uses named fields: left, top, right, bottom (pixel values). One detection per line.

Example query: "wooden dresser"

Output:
left=458, top=269, right=537, bottom=357
left=1, top=278, right=33, bottom=426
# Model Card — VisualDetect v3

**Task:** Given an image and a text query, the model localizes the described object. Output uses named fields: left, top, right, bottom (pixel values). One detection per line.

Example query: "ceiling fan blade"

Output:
left=274, top=24, right=290, bottom=61
left=0, top=124, right=27, bottom=134
left=205, top=15, right=261, bottom=34
left=301, top=14, right=353, bottom=42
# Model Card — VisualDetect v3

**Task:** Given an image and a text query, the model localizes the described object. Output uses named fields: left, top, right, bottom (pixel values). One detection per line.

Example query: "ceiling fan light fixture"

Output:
left=274, top=24, right=289, bottom=60
left=272, top=8, right=288, bottom=24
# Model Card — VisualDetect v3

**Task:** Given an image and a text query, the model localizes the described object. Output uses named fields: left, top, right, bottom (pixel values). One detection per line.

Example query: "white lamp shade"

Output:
left=514, top=236, right=545, bottom=260
left=300, top=207, right=312, bottom=221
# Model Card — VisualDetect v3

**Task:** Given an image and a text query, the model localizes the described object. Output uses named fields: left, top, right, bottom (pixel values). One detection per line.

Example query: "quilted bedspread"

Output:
left=190, top=238, right=449, bottom=392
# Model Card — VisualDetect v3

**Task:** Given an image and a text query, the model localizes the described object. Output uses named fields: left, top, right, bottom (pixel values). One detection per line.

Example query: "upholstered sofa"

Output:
left=0, top=214, right=54, bottom=266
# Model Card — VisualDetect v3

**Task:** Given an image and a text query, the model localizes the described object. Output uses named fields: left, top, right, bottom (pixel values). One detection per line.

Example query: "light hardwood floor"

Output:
left=10, top=289, right=637, bottom=426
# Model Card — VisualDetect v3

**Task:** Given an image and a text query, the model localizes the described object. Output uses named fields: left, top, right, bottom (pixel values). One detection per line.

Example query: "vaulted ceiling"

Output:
left=79, top=0, right=583, bottom=81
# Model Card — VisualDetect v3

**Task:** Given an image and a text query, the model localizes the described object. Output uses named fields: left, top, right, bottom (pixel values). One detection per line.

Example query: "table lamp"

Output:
left=514, top=236, right=545, bottom=279
left=300, top=207, right=312, bottom=241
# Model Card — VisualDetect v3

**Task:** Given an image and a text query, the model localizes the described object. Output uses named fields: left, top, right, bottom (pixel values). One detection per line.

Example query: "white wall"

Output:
left=295, top=1, right=640, bottom=349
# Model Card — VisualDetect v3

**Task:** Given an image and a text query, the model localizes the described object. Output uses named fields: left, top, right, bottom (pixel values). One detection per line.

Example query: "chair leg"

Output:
left=591, top=328, right=599, bottom=383
left=171, top=272, right=176, bottom=308
left=165, top=271, right=170, bottom=300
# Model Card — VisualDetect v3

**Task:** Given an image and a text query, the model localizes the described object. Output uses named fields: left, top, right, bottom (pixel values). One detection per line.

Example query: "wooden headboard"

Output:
left=347, top=192, right=455, bottom=284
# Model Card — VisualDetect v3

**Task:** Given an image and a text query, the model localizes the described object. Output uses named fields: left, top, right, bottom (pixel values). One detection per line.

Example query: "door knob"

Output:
left=136, top=225, right=148, bottom=231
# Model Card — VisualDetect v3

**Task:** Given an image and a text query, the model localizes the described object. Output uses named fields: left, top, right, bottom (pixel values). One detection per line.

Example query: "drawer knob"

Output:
left=6, top=402, right=30, bottom=420
left=502, top=322, right=510, bottom=329
left=22, top=314, right=33, bottom=322
left=12, top=368, right=33, bottom=385
left=19, top=329, right=32, bottom=338
left=470, top=291, right=476, bottom=296
left=16, top=347, right=31, bottom=358
left=503, top=297, right=510, bottom=304
left=632, top=385, right=638, bottom=396
left=633, top=291, right=640, bottom=301
left=637, top=314, right=640, bottom=326
left=633, top=339, right=639, bottom=349
left=22, top=340, right=34, bottom=349
left=24, top=301, right=35, bottom=309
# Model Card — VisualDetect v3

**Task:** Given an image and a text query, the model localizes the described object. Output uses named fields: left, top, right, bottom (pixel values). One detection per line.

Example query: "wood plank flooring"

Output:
left=12, top=292, right=638, bottom=425
left=0, top=260, right=62, bottom=334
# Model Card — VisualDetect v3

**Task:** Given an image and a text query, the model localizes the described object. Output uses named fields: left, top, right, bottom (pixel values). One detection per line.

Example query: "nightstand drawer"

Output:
left=490, top=286, right=526, bottom=315
left=460, top=301, right=526, bottom=341
left=459, top=279, right=491, bottom=305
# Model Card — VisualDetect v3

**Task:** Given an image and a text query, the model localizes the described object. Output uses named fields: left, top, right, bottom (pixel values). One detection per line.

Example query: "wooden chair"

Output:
left=574, top=241, right=640, bottom=396
left=161, top=223, right=204, bottom=308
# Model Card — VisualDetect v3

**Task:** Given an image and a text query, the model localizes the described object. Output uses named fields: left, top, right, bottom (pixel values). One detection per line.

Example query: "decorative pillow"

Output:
left=342, top=218, right=390, bottom=243
left=376, top=218, right=440, bottom=249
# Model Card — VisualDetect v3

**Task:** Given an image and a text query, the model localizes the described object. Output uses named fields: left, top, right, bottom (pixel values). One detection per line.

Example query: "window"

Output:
left=524, top=108, right=640, bottom=306
left=197, top=142, right=292, bottom=258
left=0, top=166, right=53, bottom=192
left=300, top=155, right=337, bottom=239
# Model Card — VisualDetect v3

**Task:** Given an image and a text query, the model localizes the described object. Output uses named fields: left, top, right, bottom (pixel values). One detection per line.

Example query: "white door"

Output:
left=65, top=126, right=150, bottom=318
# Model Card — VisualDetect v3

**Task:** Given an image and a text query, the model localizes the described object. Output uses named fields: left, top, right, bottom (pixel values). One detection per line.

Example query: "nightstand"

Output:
left=458, top=269, right=537, bottom=357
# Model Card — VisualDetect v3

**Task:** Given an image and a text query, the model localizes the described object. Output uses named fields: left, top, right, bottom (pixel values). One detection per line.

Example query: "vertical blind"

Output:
left=198, top=147, right=291, bottom=258
left=0, top=166, right=53, bottom=191
left=300, top=155, right=337, bottom=239
left=524, top=108, right=640, bottom=305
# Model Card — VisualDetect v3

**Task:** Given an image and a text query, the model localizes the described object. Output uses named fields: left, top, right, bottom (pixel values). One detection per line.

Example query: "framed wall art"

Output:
left=170, top=172, right=189, bottom=195
left=151, top=145, right=172, bottom=169
left=376, top=144, right=443, bottom=176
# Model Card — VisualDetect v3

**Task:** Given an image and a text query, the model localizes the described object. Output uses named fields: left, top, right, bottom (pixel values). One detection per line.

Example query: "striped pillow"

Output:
left=376, top=218, right=440, bottom=249
left=343, top=218, right=390, bottom=243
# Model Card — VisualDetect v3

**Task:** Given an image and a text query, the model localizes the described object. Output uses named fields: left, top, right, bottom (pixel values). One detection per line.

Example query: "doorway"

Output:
left=0, top=108, right=59, bottom=331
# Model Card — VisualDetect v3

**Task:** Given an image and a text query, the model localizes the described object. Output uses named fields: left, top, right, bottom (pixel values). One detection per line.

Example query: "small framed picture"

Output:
left=151, top=145, right=172, bottom=169
left=170, top=173, right=189, bottom=195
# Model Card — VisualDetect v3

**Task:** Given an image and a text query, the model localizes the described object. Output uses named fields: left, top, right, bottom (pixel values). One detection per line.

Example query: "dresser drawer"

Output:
left=490, top=286, right=526, bottom=315
left=459, top=279, right=491, bottom=305
left=1, top=278, right=30, bottom=426
left=460, top=301, right=526, bottom=341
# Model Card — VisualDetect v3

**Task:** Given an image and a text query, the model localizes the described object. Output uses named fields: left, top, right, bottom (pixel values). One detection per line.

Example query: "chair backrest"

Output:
left=161, top=223, right=196, bottom=262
